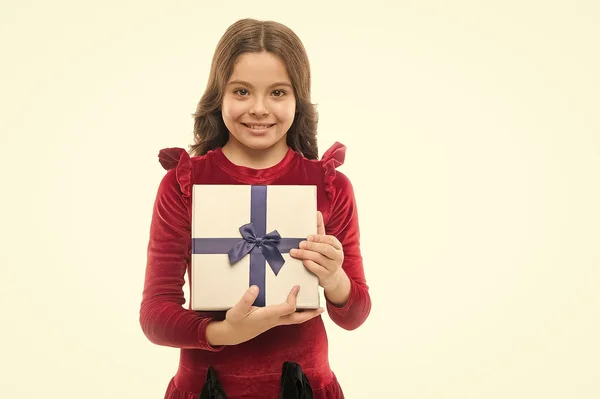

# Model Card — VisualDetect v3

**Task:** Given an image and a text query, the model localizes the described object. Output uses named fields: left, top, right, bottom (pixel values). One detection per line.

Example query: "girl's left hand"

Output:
left=290, top=211, right=345, bottom=290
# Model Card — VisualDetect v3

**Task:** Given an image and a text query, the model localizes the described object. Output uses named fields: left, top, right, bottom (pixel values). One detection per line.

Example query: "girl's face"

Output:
left=221, top=51, right=296, bottom=156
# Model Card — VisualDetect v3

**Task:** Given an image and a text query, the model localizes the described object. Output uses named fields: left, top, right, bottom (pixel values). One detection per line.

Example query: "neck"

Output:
left=221, top=138, right=289, bottom=169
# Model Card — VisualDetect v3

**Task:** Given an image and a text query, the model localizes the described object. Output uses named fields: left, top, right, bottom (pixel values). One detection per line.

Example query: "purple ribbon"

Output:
left=192, top=185, right=303, bottom=307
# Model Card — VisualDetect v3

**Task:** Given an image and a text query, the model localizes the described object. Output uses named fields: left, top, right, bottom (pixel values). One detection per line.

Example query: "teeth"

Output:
left=246, top=124, right=272, bottom=129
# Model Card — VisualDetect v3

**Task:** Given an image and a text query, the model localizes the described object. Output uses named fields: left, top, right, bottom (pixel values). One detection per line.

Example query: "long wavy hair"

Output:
left=189, top=19, right=319, bottom=159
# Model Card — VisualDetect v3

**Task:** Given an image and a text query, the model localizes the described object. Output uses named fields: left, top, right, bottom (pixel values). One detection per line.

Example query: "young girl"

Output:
left=140, top=18, right=371, bottom=399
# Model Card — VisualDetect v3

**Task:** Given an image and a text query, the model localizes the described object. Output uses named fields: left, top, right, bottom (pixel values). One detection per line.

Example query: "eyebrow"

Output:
left=227, top=80, right=293, bottom=89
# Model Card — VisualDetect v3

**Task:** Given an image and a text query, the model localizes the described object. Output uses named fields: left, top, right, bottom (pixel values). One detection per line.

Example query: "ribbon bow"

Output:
left=227, top=223, right=286, bottom=275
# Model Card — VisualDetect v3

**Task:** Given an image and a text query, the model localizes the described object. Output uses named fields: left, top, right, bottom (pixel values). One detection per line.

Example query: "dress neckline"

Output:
left=210, top=146, right=299, bottom=183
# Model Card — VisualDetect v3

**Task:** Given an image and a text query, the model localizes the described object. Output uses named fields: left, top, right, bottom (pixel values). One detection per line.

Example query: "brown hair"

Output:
left=189, top=19, right=319, bottom=159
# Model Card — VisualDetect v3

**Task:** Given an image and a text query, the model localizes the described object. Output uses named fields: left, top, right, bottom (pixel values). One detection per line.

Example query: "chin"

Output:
left=238, top=141, right=275, bottom=151
left=235, top=133, right=287, bottom=151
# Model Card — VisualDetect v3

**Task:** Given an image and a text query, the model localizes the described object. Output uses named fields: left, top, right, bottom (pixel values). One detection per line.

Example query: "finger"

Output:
left=262, top=285, right=300, bottom=317
left=297, top=240, right=338, bottom=260
left=308, top=233, right=343, bottom=251
left=301, top=259, right=327, bottom=277
left=229, top=285, right=260, bottom=319
left=317, top=211, right=326, bottom=235
left=290, top=247, right=331, bottom=268
left=280, top=307, right=325, bottom=325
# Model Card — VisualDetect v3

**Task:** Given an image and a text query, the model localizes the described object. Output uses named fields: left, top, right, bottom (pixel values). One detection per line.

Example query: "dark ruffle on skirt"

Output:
left=163, top=362, right=344, bottom=399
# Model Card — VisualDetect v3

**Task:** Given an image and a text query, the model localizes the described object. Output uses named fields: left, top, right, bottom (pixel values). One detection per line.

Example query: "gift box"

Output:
left=190, top=184, right=320, bottom=311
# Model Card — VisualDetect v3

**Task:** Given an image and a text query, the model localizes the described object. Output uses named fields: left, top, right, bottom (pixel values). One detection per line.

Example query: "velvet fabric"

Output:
left=140, top=142, right=371, bottom=398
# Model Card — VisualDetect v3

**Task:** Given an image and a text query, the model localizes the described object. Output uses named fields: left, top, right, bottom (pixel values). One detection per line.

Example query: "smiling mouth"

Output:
left=242, top=123, right=275, bottom=129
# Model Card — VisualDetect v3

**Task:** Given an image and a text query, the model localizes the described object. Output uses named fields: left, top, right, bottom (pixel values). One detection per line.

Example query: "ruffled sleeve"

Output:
left=321, top=142, right=347, bottom=201
left=318, top=142, right=372, bottom=331
left=158, top=147, right=192, bottom=200
left=139, top=147, right=224, bottom=352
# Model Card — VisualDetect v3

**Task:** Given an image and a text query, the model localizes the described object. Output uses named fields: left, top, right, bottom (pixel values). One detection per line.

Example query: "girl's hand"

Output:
left=290, top=211, right=345, bottom=290
left=210, top=285, right=324, bottom=346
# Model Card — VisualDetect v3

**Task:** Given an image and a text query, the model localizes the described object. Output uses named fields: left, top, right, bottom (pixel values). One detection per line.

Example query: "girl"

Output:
left=140, top=18, right=371, bottom=399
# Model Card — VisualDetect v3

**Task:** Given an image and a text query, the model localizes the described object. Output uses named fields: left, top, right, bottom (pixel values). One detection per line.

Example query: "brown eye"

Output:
left=272, top=90, right=286, bottom=97
left=235, top=89, right=249, bottom=96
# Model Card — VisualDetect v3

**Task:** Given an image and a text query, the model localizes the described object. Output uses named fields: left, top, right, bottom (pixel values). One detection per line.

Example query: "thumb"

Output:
left=317, top=211, right=326, bottom=235
left=229, top=285, right=259, bottom=318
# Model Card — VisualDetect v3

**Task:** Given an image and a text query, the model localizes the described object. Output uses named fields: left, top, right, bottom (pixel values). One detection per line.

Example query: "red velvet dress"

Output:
left=139, top=142, right=371, bottom=398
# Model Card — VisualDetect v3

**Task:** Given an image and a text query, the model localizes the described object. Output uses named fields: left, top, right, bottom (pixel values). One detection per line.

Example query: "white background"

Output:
left=1, top=1, right=599, bottom=398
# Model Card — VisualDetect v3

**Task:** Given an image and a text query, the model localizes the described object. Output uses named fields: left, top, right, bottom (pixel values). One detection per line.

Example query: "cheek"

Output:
left=222, top=99, right=246, bottom=122
left=273, top=100, right=296, bottom=121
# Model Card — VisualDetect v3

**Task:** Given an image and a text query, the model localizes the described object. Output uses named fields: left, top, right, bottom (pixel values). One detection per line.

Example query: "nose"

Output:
left=249, top=98, right=269, bottom=116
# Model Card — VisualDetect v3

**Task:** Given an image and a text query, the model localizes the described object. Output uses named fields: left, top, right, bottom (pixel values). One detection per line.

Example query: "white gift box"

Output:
left=190, top=184, right=320, bottom=311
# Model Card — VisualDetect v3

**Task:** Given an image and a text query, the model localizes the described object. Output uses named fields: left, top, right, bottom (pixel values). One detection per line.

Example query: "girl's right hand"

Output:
left=211, top=285, right=324, bottom=346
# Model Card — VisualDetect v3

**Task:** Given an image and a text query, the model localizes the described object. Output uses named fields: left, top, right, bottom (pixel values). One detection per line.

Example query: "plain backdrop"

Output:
left=1, top=1, right=599, bottom=398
